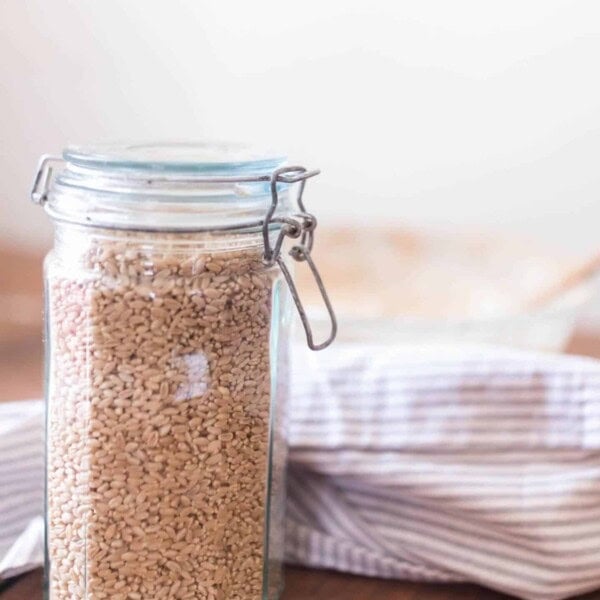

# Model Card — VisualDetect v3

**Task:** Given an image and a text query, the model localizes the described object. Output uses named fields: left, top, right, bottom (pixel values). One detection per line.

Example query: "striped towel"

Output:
left=0, top=400, right=44, bottom=579
left=286, top=344, right=600, bottom=600
left=2, top=344, right=600, bottom=599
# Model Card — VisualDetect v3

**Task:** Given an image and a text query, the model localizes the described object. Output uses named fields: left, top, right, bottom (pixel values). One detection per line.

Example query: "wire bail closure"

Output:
left=262, top=166, right=337, bottom=351
left=31, top=154, right=63, bottom=205
left=31, top=157, right=337, bottom=351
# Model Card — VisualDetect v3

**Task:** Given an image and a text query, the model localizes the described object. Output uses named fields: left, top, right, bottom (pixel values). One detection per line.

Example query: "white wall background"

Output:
left=2, top=0, right=600, bottom=253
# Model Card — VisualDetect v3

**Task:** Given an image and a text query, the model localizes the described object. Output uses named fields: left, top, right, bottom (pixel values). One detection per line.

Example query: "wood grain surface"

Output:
left=3, top=566, right=600, bottom=600
left=1, top=245, right=599, bottom=600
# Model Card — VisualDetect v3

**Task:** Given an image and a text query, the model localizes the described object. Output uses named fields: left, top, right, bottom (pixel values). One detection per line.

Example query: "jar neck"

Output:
left=46, top=162, right=295, bottom=233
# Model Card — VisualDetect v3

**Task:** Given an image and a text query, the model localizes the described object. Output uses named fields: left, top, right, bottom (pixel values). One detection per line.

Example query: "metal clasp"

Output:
left=30, top=154, right=63, bottom=205
left=263, top=166, right=337, bottom=351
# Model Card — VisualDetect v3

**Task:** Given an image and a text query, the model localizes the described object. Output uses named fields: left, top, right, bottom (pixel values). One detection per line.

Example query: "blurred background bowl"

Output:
left=298, top=227, right=598, bottom=352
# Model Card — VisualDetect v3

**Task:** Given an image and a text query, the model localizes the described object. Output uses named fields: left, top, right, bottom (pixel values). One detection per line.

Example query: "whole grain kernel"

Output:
left=46, top=231, right=278, bottom=600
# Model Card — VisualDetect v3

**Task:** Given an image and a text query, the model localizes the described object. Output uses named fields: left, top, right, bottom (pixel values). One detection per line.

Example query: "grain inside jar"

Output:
left=46, top=229, right=279, bottom=600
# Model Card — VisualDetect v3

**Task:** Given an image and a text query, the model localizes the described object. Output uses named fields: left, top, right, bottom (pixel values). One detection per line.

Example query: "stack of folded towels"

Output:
left=2, top=343, right=600, bottom=600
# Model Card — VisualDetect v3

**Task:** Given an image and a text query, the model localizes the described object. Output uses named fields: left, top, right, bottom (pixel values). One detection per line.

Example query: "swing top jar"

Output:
left=32, top=141, right=335, bottom=600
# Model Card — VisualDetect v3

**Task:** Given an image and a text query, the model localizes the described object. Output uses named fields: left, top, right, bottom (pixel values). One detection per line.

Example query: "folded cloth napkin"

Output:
left=2, top=344, right=600, bottom=600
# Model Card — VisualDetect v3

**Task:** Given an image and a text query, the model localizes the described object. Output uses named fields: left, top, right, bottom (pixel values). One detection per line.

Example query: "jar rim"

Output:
left=32, top=142, right=316, bottom=236
left=63, top=141, right=287, bottom=176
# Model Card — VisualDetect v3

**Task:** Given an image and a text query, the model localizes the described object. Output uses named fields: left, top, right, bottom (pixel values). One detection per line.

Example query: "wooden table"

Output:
left=1, top=247, right=600, bottom=600
left=0, top=567, right=530, bottom=600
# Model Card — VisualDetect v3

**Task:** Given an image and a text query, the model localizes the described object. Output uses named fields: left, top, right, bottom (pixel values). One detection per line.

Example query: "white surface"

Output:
left=2, top=1, right=600, bottom=252
left=0, top=517, right=44, bottom=580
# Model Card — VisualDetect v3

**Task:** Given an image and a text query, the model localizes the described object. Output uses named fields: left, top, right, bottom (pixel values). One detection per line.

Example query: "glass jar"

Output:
left=31, top=142, right=336, bottom=600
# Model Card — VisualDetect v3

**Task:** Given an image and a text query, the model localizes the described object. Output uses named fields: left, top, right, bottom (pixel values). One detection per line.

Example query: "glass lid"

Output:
left=63, top=141, right=287, bottom=176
